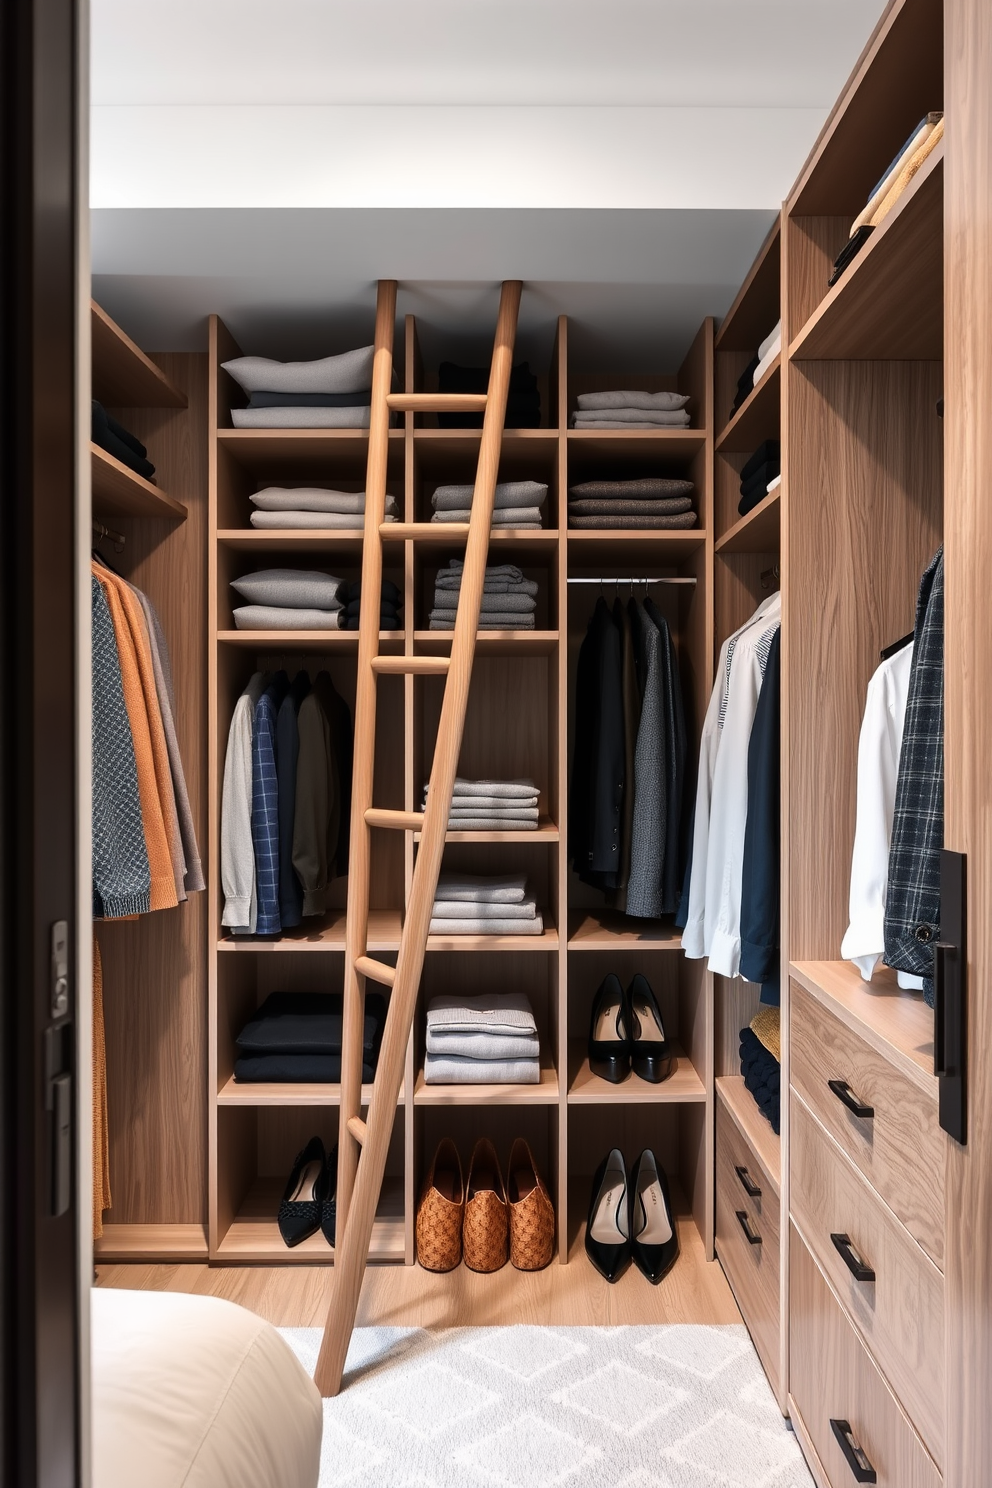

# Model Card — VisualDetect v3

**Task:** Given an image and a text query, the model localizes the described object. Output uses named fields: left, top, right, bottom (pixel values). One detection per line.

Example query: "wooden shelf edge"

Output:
left=384, top=525, right=557, bottom=543
left=413, top=1064, right=559, bottom=1105
left=789, top=960, right=936, bottom=1097
left=414, top=816, right=559, bottom=843
left=95, top=1222, right=207, bottom=1262
left=425, top=927, right=559, bottom=952
left=715, top=489, right=781, bottom=555
left=714, top=356, right=781, bottom=452
left=566, top=428, right=708, bottom=442
left=566, top=911, right=683, bottom=950
left=91, top=445, right=187, bottom=522
left=716, top=1075, right=781, bottom=1197
left=91, top=300, right=187, bottom=409
left=568, top=1041, right=705, bottom=1104
left=216, top=1077, right=393, bottom=1106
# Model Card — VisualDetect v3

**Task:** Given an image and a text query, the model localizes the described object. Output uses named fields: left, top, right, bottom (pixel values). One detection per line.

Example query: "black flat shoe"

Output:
left=628, top=974, right=675, bottom=1083
left=629, top=1149, right=679, bottom=1283
left=277, top=1136, right=328, bottom=1247
left=588, top=974, right=631, bottom=1083
left=585, top=1148, right=631, bottom=1282
left=321, top=1143, right=338, bottom=1246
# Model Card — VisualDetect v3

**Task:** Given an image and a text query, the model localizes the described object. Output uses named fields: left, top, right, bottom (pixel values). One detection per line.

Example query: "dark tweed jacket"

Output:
left=884, top=547, right=943, bottom=1006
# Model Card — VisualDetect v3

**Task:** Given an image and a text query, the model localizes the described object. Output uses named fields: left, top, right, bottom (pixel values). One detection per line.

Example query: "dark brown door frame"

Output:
left=0, top=0, right=82, bottom=1477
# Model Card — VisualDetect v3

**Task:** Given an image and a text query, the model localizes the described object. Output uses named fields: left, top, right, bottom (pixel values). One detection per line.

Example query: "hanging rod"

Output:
left=566, top=576, right=696, bottom=586
left=760, top=561, right=780, bottom=590
left=93, top=519, right=126, bottom=552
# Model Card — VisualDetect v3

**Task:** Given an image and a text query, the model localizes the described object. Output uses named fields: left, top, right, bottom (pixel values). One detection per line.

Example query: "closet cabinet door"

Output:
left=715, top=1098, right=780, bottom=1393
left=790, top=1227, right=941, bottom=1488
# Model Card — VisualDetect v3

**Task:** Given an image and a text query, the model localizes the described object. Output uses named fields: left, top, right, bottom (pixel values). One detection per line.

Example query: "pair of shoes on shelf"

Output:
left=585, top=1148, right=679, bottom=1285
left=589, top=973, right=674, bottom=1084
left=277, top=1137, right=338, bottom=1248
left=416, top=1137, right=555, bottom=1273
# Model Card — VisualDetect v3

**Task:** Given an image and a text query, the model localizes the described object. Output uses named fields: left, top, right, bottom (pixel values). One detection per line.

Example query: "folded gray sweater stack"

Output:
left=425, top=992, right=540, bottom=1084
left=429, top=872, right=544, bottom=937
left=230, top=568, right=348, bottom=630
left=429, top=479, right=547, bottom=529
left=571, top=389, right=691, bottom=430
left=429, top=559, right=538, bottom=630
left=423, top=776, right=540, bottom=831
left=248, top=486, right=399, bottom=531
left=223, top=345, right=375, bottom=429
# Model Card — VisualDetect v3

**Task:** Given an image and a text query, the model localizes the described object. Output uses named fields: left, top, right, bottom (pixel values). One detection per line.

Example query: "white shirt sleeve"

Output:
left=221, top=693, right=257, bottom=932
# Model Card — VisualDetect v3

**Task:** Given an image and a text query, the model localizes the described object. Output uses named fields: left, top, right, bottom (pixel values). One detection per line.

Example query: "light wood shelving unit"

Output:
left=207, top=307, right=715, bottom=1276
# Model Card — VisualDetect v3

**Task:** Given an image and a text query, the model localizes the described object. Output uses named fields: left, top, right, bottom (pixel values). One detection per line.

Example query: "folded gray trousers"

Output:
left=431, top=480, right=548, bottom=511
left=426, top=991, right=536, bottom=1029
left=424, top=1054, right=540, bottom=1084
left=433, top=874, right=527, bottom=902
left=429, top=914, right=544, bottom=935
left=426, top=1030, right=541, bottom=1058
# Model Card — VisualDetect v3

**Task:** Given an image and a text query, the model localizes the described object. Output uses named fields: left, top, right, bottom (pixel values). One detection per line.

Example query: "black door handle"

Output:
left=735, top=1210, right=761, bottom=1245
left=831, top=1232, right=875, bottom=1282
left=830, top=1419, right=877, bottom=1483
left=828, top=1079, right=874, bottom=1119
left=734, top=1164, right=761, bottom=1198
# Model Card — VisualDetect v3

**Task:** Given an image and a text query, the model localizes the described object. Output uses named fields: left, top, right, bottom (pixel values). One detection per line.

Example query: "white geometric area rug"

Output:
left=281, top=1325, right=814, bottom=1488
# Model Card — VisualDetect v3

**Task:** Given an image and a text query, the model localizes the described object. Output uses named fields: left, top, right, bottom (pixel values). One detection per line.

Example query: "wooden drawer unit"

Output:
left=715, top=1093, right=780, bottom=1393
left=791, top=979, right=943, bottom=1267
left=790, top=1226, right=941, bottom=1488
left=791, top=1094, right=944, bottom=1466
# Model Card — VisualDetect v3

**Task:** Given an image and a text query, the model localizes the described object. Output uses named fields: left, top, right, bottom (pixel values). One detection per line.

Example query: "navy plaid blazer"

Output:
left=884, top=547, right=943, bottom=1006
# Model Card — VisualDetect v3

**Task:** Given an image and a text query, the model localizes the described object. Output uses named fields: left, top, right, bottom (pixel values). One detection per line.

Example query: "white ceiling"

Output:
left=89, top=0, right=886, bottom=365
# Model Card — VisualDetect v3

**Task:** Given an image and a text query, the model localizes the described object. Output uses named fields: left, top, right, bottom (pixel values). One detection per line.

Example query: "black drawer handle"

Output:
left=828, top=1079, right=874, bottom=1119
left=830, top=1418, right=877, bottom=1483
left=831, top=1232, right=875, bottom=1283
left=734, top=1164, right=762, bottom=1198
left=735, top=1210, right=762, bottom=1245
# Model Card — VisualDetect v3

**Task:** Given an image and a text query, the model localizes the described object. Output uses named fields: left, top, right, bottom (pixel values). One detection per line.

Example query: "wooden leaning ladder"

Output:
left=314, top=279, right=523, bottom=1396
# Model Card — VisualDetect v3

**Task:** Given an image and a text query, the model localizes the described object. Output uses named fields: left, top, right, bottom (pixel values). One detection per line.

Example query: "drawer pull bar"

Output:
left=829, top=1419, right=877, bottom=1483
left=828, top=1079, right=874, bottom=1119
left=830, top=1232, right=875, bottom=1283
left=735, top=1210, right=762, bottom=1245
left=734, top=1164, right=762, bottom=1198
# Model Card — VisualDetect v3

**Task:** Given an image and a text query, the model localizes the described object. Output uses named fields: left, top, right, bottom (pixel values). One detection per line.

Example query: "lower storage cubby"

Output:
left=213, top=1103, right=405, bottom=1263
left=790, top=1226, right=941, bottom=1488
left=715, top=1084, right=780, bottom=1396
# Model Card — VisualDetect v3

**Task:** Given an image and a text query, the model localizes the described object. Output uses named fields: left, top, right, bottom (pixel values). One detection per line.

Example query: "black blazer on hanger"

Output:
left=569, top=597, right=624, bottom=890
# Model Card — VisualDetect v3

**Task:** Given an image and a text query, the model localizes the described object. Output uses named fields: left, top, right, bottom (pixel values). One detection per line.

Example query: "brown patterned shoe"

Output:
left=416, top=1138, right=464, bottom=1272
left=462, top=1138, right=509, bottom=1273
left=507, top=1138, right=555, bottom=1270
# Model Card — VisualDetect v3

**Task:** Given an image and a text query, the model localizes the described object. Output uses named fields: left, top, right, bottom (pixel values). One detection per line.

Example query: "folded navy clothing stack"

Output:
left=234, top=991, right=386, bottom=1082
left=429, top=559, right=538, bottom=630
left=92, top=401, right=156, bottom=480
left=571, top=389, right=691, bottom=430
left=568, top=476, right=697, bottom=530
left=222, top=346, right=375, bottom=428
left=344, top=577, right=403, bottom=631
left=738, top=441, right=782, bottom=516
left=437, top=360, right=540, bottom=428
left=739, top=1026, right=781, bottom=1134
left=430, top=479, right=547, bottom=529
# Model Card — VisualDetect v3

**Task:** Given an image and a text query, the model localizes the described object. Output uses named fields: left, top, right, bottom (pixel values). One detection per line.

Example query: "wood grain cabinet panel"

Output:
left=790, top=1226, right=941, bottom=1488
left=791, top=981, right=944, bottom=1266
left=715, top=1096, right=780, bottom=1396
left=791, top=1095, right=944, bottom=1466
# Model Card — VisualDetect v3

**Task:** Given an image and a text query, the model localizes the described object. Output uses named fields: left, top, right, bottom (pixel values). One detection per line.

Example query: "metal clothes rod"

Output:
left=92, top=519, right=126, bottom=552
left=566, top=576, right=696, bottom=585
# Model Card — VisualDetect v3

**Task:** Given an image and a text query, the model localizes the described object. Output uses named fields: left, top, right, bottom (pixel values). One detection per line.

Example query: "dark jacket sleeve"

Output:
left=739, top=627, right=781, bottom=986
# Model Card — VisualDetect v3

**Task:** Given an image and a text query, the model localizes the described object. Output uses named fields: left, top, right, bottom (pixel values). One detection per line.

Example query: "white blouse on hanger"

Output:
left=841, top=643, right=925, bottom=991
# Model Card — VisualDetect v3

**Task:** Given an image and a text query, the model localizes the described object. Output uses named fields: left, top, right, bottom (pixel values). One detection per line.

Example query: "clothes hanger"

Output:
left=880, top=631, right=914, bottom=660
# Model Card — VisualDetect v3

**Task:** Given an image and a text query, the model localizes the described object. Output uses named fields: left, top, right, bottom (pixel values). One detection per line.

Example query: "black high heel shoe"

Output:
left=277, top=1136, right=328, bottom=1247
left=628, top=974, right=675, bottom=1083
left=321, top=1144, right=338, bottom=1246
left=629, top=1149, right=679, bottom=1283
left=585, top=1148, right=631, bottom=1283
left=588, top=973, right=631, bottom=1083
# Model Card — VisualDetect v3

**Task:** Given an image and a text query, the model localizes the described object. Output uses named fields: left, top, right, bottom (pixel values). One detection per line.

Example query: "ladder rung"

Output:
left=365, top=808, right=425, bottom=831
left=354, top=955, right=396, bottom=988
left=346, top=1116, right=367, bottom=1145
left=386, top=392, right=487, bottom=413
left=371, top=655, right=450, bottom=676
left=380, top=522, right=470, bottom=541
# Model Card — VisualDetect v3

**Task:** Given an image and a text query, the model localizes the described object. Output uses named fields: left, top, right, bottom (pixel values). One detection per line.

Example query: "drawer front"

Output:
left=791, top=1228, right=941, bottom=1488
left=791, top=1094, right=944, bottom=1465
left=790, top=980, right=944, bottom=1266
left=715, top=1100, right=780, bottom=1391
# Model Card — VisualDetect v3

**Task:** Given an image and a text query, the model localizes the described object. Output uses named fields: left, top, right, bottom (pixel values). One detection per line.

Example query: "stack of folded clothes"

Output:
left=428, top=560, right=537, bottom=630
left=830, top=112, right=944, bottom=286
left=92, top=401, right=156, bottom=480
left=730, top=321, right=782, bottom=417
left=234, top=991, right=386, bottom=1083
left=738, top=441, right=781, bottom=516
left=248, top=486, right=399, bottom=530
left=567, top=475, right=697, bottom=530
left=429, top=872, right=544, bottom=936
left=429, top=479, right=547, bottom=529
left=571, top=390, right=691, bottom=430
left=424, top=992, right=540, bottom=1084
left=739, top=1007, right=781, bottom=1134
left=230, top=568, right=347, bottom=630
left=222, top=346, right=375, bottom=428
left=343, top=578, right=403, bottom=631
left=422, top=776, right=540, bottom=831
left=437, top=360, right=541, bottom=428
